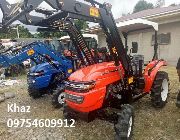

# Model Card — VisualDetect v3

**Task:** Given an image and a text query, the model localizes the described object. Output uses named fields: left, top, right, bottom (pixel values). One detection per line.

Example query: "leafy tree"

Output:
left=34, top=31, right=52, bottom=38
left=0, top=25, right=33, bottom=39
left=74, top=20, right=89, bottom=31
left=133, top=0, right=154, bottom=13
left=35, top=20, right=88, bottom=38
left=155, top=0, right=165, bottom=8
left=170, top=3, right=178, bottom=6
left=18, top=25, right=33, bottom=38
left=0, top=28, right=17, bottom=39
left=34, top=31, right=66, bottom=38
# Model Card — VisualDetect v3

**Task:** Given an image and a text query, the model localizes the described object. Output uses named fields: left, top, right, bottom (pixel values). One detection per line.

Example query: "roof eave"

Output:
left=142, top=8, right=180, bottom=20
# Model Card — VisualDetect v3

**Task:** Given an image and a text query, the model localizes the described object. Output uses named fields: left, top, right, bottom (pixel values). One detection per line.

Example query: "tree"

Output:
left=34, top=30, right=66, bottom=38
left=74, top=20, right=89, bottom=31
left=0, top=25, right=33, bottom=39
left=0, top=28, right=17, bottom=39
left=35, top=20, right=88, bottom=38
left=18, top=25, right=33, bottom=38
left=133, top=0, right=154, bottom=13
left=170, top=3, right=178, bottom=6
left=34, top=31, right=53, bottom=38
left=155, top=0, right=165, bottom=8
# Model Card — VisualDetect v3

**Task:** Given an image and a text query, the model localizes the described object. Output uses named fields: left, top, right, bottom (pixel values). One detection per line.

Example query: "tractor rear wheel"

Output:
left=150, top=71, right=169, bottom=108
left=28, top=87, right=44, bottom=99
left=52, top=87, right=66, bottom=108
left=114, top=104, right=134, bottom=140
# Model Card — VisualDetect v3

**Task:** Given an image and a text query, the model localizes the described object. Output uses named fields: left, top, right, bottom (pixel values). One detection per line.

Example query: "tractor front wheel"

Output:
left=28, top=87, right=45, bottom=99
left=114, top=104, right=134, bottom=140
left=52, top=87, right=66, bottom=108
left=151, top=71, right=169, bottom=108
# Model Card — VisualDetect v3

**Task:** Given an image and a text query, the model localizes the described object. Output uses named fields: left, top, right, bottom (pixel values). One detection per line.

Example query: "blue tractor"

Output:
left=0, top=41, right=74, bottom=102
left=27, top=40, right=74, bottom=99
left=0, top=0, right=98, bottom=108
left=0, top=35, right=98, bottom=107
left=27, top=37, right=97, bottom=100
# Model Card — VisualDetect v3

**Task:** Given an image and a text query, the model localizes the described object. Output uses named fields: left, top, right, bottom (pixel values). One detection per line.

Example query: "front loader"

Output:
left=0, top=41, right=74, bottom=96
left=0, top=0, right=169, bottom=139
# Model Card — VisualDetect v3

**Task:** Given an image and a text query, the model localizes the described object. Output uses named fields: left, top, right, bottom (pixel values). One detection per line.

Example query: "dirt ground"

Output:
left=0, top=66, right=179, bottom=140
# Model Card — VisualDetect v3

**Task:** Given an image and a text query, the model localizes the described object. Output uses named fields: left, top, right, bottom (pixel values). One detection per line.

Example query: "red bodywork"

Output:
left=143, top=60, right=167, bottom=92
left=65, top=60, right=166, bottom=113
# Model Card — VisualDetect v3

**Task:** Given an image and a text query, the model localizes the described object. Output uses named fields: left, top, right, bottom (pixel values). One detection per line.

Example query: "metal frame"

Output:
left=117, top=18, right=159, bottom=60
left=0, top=0, right=132, bottom=77
left=0, top=42, right=71, bottom=71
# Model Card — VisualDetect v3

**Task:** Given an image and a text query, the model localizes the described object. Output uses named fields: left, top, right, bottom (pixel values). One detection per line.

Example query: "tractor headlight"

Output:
left=29, top=70, right=44, bottom=76
left=75, top=83, right=95, bottom=90
left=65, top=81, right=96, bottom=93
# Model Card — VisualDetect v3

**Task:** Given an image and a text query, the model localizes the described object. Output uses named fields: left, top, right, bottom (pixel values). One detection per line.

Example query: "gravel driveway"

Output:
left=0, top=66, right=180, bottom=140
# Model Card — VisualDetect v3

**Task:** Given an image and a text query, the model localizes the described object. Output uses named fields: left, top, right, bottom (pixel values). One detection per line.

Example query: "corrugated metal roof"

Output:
left=84, top=5, right=180, bottom=34
left=116, top=5, right=180, bottom=22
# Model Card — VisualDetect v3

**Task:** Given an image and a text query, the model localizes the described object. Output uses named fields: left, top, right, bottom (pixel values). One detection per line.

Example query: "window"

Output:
left=152, top=33, right=171, bottom=45
left=132, top=42, right=138, bottom=53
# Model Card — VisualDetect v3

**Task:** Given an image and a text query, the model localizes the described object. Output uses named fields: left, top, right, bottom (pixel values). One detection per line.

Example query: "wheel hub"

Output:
left=161, top=79, right=168, bottom=101
left=58, top=92, right=66, bottom=104
left=127, top=116, right=133, bottom=138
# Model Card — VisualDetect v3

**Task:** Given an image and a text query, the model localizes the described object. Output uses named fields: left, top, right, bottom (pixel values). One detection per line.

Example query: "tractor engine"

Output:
left=131, top=55, right=144, bottom=76
left=104, top=81, right=125, bottom=108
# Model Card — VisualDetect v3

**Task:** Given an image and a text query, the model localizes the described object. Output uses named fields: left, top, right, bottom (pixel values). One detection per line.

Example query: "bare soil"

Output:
left=0, top=66, right=179, bottom=140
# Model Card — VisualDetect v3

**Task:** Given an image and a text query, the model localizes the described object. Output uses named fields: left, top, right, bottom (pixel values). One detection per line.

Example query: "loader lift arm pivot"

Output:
left=0, top=0, right=132, bottom=76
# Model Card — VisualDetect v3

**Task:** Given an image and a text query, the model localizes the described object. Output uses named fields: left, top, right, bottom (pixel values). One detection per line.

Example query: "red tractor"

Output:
left=60, top=1, right=169, bottom=139
left=0, top=0, right=169, bottom=139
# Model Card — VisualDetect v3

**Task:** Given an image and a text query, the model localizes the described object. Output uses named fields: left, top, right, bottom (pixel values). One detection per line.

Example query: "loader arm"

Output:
left=0, top=0, right=132, bottom=77
left=37, top=19, right=96, bottom=66
left=0, top=42, right=73, bottom=76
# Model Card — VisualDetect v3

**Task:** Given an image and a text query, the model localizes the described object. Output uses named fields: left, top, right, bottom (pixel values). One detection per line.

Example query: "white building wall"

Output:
left=97, top=33, right=107, bottom=48
left=158, top=21, right=180, bottom=65
left=97, top=21, right=180, bottom=66
left=126, top=30, right=154, bottom=63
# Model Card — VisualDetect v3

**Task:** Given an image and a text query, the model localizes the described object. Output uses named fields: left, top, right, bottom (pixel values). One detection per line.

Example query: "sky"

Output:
left=0, top=0, right=180, bottom=33
left=96, top=0, right=180, bottom=18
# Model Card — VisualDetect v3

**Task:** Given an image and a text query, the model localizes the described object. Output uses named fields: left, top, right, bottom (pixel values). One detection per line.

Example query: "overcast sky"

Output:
left=96, top=0, right=180, bottom=18
left=1, top=0, right=180, bottom=33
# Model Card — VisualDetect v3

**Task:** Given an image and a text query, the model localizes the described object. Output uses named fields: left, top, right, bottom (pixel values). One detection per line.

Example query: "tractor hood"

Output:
left=30, top=61, right=60, bottom=73
left=69, top=61, right=120, bottom=81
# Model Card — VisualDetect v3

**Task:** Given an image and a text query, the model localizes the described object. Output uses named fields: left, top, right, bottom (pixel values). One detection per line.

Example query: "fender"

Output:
left=143, top=60, right=167, bottom=93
